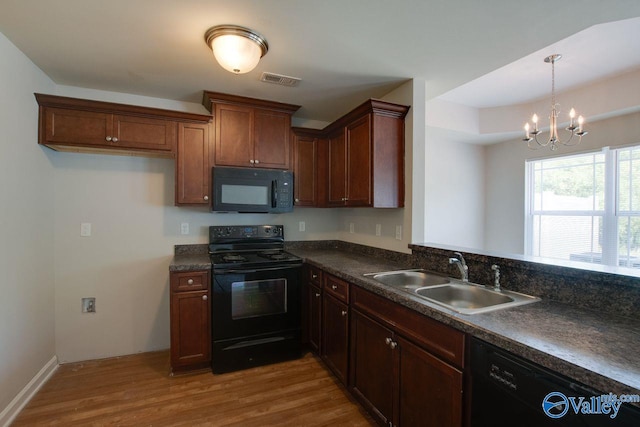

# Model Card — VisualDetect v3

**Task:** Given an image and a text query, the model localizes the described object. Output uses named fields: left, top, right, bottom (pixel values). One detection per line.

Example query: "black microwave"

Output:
left=211, top=167, right=294, bottom=213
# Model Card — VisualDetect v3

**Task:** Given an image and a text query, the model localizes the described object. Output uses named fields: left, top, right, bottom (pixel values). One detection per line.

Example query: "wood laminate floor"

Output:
left=12, top=351, right=375, bottom=426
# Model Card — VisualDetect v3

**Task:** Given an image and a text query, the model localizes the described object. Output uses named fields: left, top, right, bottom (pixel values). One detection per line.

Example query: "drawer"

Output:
left=352, top=286, right=464, bottom=368
left=170, top=270, right=209, bottom=292
left=324, top=274, right=349, bottom=303
left=307, top=265, right=323, bottom=286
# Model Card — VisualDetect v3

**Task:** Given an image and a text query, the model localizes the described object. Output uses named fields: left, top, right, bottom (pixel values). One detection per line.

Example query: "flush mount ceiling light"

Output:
left=204, top=25, right=268, bottom=74
left=523, top=54, right=588, bottom=151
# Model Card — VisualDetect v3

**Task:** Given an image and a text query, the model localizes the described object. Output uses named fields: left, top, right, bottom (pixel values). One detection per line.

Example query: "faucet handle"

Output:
left=491, top=264, right=501, bottom=290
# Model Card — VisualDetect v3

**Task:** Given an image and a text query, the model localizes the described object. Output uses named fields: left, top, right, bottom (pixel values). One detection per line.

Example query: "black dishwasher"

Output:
left=470, top=337, right=640, bottom=426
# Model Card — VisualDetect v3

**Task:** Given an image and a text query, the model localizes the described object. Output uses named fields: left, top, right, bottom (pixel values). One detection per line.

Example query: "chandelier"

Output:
left=523, top=54, right=587, bottom=151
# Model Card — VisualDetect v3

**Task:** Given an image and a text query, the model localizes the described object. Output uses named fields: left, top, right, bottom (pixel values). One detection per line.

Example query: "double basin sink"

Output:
left=364, top=269, right=540, bottom=315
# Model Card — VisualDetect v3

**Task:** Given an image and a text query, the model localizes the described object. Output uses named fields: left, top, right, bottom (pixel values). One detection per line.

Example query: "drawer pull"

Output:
left=331, top=284, right=338, bottom=290
left=341, top=310, right=348, bottom=316
left=202, top=295, right=208, bottom=301
left=187, top=279, right=194, bottom=285
left=315, top=293, right=321, bottom=297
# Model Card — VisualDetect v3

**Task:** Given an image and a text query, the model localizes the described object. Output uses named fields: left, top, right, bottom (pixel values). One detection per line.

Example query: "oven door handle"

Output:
left=214, top=265, right=301, bottom=274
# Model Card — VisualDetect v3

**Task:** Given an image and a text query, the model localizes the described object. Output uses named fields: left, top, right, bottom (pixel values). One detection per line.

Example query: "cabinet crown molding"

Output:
left=324, top=99, right=410, bottom=134
left=34, top=93, right=212, bottom=123
left=202, top=91, right=301, bottom=115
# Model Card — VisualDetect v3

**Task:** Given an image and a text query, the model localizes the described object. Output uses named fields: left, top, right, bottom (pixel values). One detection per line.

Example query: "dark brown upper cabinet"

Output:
left=35, top=94, right=211, bottom=157
left=202, top=91, right=300, bottom=170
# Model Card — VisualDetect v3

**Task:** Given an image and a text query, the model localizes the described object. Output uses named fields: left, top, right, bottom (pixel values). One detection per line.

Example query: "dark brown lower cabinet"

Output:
left=351, top=311, right=395, bottom=424
left=396, top=335, right=463, bottom=427
left=321, top=293, right=349, bottom=384
left=350, top=309, right=463, bottom=427
left=169, top=271, right=211, bottom=373
left=307, top=282, right=322, bottom=353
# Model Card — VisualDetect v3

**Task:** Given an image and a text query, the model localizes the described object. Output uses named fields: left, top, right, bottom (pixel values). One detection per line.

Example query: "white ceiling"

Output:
left=438, top=17, right=640, bottom=108
left=1, top=0, right=639, bottom=122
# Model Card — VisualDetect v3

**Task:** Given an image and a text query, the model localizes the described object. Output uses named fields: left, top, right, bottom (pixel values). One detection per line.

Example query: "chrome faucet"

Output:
left=491, top=264, right=501, bottom=292
left=449, top=252, right=468, bottom=282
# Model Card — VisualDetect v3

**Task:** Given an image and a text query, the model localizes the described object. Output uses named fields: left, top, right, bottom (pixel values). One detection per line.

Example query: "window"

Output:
left=525, top=145, right=640, bottom=269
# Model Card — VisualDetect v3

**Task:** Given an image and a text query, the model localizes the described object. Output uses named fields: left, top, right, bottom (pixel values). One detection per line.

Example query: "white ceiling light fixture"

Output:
left=204, top=25, right=268, bottom=74
left=523, top=54, right=588, bottom=151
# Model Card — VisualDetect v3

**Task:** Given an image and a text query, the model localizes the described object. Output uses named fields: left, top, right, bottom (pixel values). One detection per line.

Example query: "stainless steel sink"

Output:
left=414, top=283, right=540, bottom=314
left=365, top=269, right=539, bottom=315
left=365, top=269, right=450, bottom=291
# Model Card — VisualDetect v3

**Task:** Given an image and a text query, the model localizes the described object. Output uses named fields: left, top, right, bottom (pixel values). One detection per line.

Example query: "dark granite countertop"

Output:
left=286, top=247, right=640, bottom=400
left=169, top=253, right=211, bottom=272
left=169, top=243, right=640, bottom=401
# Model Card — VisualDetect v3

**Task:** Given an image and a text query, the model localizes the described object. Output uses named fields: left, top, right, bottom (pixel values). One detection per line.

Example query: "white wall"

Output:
left=484, top=111, right=640, bottom=254
left=423, top=126, right=485, bottom=248
left=0, top=32, right=56, bottom=413
left=48, top=85, right=342, bottom=362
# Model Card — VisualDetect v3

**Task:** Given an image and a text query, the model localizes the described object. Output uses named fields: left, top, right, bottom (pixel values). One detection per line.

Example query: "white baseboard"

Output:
left=0, top=355, right=58, bottom=427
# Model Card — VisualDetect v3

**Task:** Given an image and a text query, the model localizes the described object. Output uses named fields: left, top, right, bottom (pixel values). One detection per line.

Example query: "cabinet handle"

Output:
left=105, top=136, right=112, bottom=142
left=331, top=284, right=338, bottom=290
left=187, top=279, right=194, bottom=285
left=255, top=159, right=260, bottom=164
left=295, top=198, right=300, bottom=203
left=385, top=337, right=392, bottom=345
left=203, top=195, right=209, bottom=201
left=389, top=341, right=398, bottom=350
left=341, top=310, right=348, bottom=316
left=202, top=295, right=208, bottom=301
left=112, top=137, right=118, bottom=142
left=250, top=160, right=255, bottom=164
left=312, top=274, right=318, bottom=279
left=315, top=293, right=321, bottom=297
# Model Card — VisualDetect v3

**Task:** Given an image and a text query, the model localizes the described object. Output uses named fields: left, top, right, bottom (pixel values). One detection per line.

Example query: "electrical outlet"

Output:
left=349, top=222, right=355, bottom=233
left=299, top=221, right=306, bottom=232
left=180, top=222, right=189, bottom=235
left=82, top=297, right=96, bottom=313
left=376, top=224, right=382, bottom=236
left=80, top=222, right=91, bottom=237
left=395, top=225, right=402, bottom=240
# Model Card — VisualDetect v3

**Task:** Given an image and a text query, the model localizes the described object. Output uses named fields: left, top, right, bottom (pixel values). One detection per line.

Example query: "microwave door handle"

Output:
left=271, top=180, right=278, bottom=208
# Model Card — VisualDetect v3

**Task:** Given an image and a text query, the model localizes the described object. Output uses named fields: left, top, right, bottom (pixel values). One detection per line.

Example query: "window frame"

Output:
left=524, top=145, right=640, bottom=268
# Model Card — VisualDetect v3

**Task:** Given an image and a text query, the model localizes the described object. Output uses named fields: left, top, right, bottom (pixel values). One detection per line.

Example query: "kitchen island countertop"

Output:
left=286, top=246, right=640, bottom=400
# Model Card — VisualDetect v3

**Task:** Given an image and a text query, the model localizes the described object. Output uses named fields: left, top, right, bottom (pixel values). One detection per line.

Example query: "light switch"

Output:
left=80, top=223, right=92, bottom=237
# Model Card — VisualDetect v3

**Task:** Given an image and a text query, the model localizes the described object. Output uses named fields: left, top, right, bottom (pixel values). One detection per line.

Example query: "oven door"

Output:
left=212, top=264, right=302, bottom=341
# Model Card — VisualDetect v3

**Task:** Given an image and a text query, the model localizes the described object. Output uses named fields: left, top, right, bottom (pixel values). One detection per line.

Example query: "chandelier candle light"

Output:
left=523, top=54, right=587, bottom=151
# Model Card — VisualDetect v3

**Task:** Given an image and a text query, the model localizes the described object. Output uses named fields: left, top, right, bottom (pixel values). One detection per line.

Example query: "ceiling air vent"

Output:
left=260, top=72, right=301, bottom=87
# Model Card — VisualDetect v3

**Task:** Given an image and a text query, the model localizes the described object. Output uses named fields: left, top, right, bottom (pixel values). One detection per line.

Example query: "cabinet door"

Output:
left=308, top=283, right=322, bottom=353
left=214, top=103, right=253, bottom=167
left=350, top=310, right=394, bottom=425
left=112, top=114, right=177, bottom=151
left=254, top=109, right=291, bottom=169
left=346, top=114, right=372, bottom=206
left=396, top=336, right=463, bottom=427
left=175, top=122, right=211, bottom=205
left=292, top=134, right=317, bottom=206
left=43, top=107, right=111, bottom=146
left=327, top=130, right=347, bottom=206
left=170, top=290, right=211, bottom=369
left=322, top=293, right=349, bottom=384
